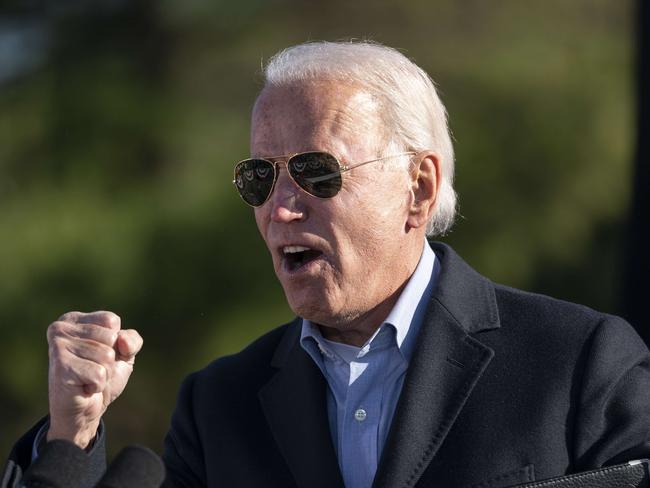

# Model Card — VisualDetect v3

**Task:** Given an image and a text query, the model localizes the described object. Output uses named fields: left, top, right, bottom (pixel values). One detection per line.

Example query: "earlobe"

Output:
left=406, top=152, right=440, bottom=229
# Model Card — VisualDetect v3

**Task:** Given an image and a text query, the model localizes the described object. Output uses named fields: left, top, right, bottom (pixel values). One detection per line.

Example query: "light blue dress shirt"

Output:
left=300, top=243, right=438, bottom=488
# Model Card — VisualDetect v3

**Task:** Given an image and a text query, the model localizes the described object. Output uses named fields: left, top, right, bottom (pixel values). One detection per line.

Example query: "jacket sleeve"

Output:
left=162, top=373, right=208, bottom=488
left=573, top=315, right=650, bottom=469
left=1, top=417, right=106, bottom=488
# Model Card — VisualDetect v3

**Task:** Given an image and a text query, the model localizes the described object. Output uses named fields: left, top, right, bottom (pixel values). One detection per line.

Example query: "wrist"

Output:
left=47, top=420, right=100, bottom=450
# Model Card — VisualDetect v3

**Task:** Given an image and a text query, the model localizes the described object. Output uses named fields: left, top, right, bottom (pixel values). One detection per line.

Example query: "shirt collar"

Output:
left=384, top=241, right=435, bottom=351
left=300, top=241, right=437, bottom=364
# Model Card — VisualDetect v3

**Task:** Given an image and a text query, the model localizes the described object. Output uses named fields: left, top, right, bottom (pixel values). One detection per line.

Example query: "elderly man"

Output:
left=5, top=41, right=650, bottom=488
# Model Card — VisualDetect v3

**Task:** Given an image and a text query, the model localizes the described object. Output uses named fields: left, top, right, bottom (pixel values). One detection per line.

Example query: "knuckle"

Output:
left=99, top=345, right=116, bottom=363
left=93, top=311, right=121, bottom=330
left=104, top=312, right=121, bottom=329
left=91, top=364, right=108, bottom=385
left=46, top=321, right=66, bottom=341
left=57, top=311, right=80, bottom=322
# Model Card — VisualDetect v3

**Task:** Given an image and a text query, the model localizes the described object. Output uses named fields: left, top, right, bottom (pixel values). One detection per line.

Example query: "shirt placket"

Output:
left=340, top=354, right=380, bottom=488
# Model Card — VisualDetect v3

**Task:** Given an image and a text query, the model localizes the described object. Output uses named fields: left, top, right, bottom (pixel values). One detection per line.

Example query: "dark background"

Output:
left=1, top=0, right=645, bottom=459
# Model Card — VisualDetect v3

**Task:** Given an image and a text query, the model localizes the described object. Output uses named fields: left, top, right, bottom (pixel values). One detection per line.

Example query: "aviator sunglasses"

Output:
left=233, top=151, right=416, bottom=207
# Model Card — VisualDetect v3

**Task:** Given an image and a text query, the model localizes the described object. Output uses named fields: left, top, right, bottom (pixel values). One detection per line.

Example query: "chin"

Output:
left=285, top=292, right=335, bottom=324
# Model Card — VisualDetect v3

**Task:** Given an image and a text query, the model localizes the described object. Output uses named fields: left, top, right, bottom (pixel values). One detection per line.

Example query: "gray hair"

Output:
left=261, top=40, right=457, bottom=236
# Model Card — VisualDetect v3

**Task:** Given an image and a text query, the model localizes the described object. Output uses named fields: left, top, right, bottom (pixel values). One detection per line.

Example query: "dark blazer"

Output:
left=6, top=242, right=650, bottom=487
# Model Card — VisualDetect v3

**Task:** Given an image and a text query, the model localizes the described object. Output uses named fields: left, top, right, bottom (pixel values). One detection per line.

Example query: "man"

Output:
left=5, top=41, right=650, bottom=488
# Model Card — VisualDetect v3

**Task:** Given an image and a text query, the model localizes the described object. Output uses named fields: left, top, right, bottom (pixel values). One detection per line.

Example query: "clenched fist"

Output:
left=46, top=311, right=143, bottom=448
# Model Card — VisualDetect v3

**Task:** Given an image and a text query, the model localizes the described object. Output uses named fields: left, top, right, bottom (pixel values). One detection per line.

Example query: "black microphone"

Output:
left=95, top=446, right=165, bottom=488
left=21, top=439, right=90, bottom=488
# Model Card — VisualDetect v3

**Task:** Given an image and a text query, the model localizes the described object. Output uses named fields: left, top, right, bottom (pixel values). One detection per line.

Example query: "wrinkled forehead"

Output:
left=250, top=81, right=386, bottom=157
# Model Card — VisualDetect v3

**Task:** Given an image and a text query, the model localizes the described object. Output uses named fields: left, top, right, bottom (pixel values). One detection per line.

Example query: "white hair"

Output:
left=261, top=40, right=457, bottom=236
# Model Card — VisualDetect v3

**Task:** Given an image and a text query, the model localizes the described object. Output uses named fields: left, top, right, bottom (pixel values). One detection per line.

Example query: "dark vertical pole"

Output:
left=623, top=0, right=650, bottom=343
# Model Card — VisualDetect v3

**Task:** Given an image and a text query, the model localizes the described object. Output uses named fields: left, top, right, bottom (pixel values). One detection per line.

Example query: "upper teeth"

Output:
left=283, top=245, right=310, bottom=254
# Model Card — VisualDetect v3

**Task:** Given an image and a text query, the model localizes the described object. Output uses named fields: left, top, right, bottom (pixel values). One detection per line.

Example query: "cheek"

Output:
left=333, top=214, right=385, bottom=269
left=334, top=180, right=407, bottom=247
left=379, top=178, right=411, bottom=229
left=253, top=208, right=272, bottom=247
left=364, top=190, right=410, bottom=236
left=253, top=208, right=266, bottom=232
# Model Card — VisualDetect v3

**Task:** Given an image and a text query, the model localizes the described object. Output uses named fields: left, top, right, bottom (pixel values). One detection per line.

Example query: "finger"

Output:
left=48, top=321, right=117, bottom=347
left=115, top=329, right=143, bottom=362
left=59, top=311, right=121, bottom=331
left=64, top=338, right=116, bottom=368
left=51, top=349, right=108, bottom=394
left=76, top=311, right=121, bottom=331
left=57, top=311, right=83, bottom=322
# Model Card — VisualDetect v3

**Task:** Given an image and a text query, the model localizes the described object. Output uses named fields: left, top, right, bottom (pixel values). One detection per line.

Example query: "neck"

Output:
left=317, top=238, right=426, bottom=347
left=317, top=283, right=406, bottom=346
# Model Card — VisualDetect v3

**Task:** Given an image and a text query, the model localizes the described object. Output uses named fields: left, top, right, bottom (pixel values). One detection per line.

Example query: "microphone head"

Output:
left=23, top=439, right=90, bottom=488
left=96, top=445, right=165, bottom=488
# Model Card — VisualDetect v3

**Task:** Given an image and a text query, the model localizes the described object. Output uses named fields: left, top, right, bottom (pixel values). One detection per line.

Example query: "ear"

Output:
left=407, top=152, right=441, bottom=230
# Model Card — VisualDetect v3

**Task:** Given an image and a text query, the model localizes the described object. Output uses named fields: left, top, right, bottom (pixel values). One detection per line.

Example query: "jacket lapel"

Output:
left=258, top=323, right=345, bottom=488
left=373, top=242, right=500, bottom=488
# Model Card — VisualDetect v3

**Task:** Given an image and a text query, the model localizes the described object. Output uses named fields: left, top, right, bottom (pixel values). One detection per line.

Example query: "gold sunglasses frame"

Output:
left=233, top=151, right=416, bottom=207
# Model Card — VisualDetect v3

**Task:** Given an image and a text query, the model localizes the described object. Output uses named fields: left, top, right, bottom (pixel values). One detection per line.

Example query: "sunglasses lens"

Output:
left=288, top=152, right=342, bottom=198
left=234, top=159, right=275, bottom=206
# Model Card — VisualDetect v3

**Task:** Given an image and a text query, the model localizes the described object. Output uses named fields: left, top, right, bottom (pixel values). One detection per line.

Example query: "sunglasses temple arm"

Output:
left=305, top=152, right=416, bottom=184
left=341, top=151, right=416, bottom=171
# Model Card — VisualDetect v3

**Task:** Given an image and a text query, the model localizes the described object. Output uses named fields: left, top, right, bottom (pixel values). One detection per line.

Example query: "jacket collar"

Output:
left=427, top=241, right=500, bottom=334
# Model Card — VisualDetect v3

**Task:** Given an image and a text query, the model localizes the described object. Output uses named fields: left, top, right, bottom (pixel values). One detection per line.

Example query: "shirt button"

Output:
left=354, top=408, right=367, bottom=422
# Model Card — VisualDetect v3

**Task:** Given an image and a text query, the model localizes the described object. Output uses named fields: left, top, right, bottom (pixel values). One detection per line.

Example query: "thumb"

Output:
left=115, top=329, right=143, bottom=364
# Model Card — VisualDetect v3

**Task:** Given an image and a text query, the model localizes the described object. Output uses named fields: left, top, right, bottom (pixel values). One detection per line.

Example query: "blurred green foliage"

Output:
left=0, top=0, right=633, bottom=459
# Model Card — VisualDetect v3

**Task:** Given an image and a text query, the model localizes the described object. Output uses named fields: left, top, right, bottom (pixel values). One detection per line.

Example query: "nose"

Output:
left=268, top=166, right=306, bottom=223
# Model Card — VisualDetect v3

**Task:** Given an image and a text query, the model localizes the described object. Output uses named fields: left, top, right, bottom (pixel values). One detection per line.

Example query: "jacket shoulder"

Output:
left=190, top=320, right=296, bottom=390
left=494, top=283, right=608, bottom=324
left=491, top=283, right=645, bottom=353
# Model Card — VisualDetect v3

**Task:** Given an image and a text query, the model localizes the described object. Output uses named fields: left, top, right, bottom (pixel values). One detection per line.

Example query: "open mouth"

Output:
left=282, top=245, right=324, bottom=272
